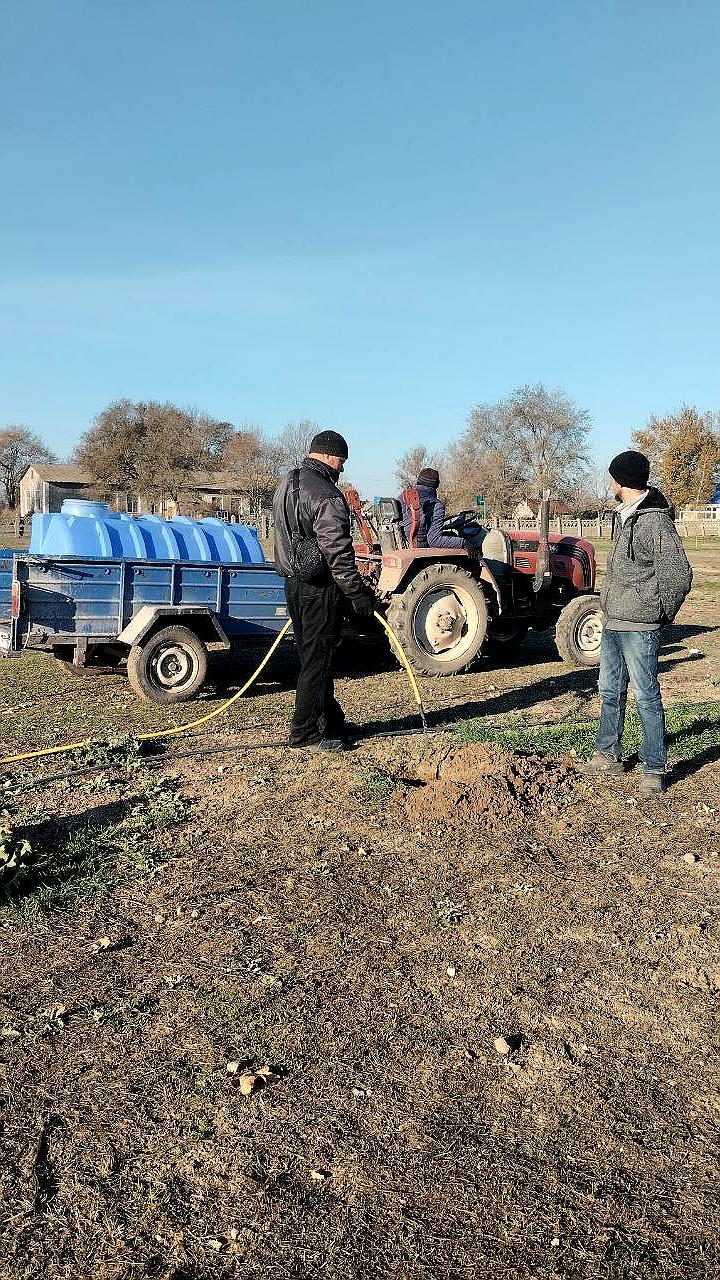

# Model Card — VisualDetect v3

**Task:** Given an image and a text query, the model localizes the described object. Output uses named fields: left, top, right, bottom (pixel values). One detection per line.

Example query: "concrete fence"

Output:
left=498, top=516, right=720, bottom=540
left=675, top=521, right=720, bottom=538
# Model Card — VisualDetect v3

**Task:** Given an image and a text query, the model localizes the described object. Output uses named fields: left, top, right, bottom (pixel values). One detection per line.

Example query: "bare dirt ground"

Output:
left=0, top=542, right=719, bottom=1279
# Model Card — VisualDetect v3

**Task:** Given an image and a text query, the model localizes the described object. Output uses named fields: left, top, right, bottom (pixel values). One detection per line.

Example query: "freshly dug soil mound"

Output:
left=403, top=742, right=575, bottom=827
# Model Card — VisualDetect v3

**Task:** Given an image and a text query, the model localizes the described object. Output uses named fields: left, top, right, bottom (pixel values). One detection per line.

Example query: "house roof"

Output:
left=182, top=471, right=245, bottom=493
left=21, top=465, right=245, bottom=494
left=21, top=464, right=94, bottom=484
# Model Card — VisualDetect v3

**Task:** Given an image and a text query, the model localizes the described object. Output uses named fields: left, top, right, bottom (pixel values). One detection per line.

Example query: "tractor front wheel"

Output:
left=386, top=563, right=488, bottom=676
left=555, top=595, right=603, bottom=667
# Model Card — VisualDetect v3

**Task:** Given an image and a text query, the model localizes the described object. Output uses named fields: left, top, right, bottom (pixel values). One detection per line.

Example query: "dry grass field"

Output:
left=0, top=539, right=718, bottom=1279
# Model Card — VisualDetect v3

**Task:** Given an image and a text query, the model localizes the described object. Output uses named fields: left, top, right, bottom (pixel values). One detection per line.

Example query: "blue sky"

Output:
left=2, top=0, right=719, bottom=496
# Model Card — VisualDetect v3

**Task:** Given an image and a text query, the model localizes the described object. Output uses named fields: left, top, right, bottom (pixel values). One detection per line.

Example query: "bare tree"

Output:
left=444, top=402, right=526, bottom=515
left=276, top=420, right=319, bottom=470
left=75, top=400, right=232, bottom=504
left=505, top=384, right=591, bottom=498
left=0, top=425, right=56, bottom=513
left=196, top=412, right=234, bottom=462
left=445, top=385, right=592, bottom=516
left=222, top=426, right=282, bottom=521
left=394, top=445, right=443, bottom=488
left=576, top=465, right=615, bottom=518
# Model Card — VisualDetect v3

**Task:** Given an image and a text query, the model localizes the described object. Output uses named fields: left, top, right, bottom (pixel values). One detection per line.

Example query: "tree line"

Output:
left=73, top=401, right=320, bottom=520
left=2, top=388, right=720, bottom=522
left=396, top=385, right=720, bottom=517
left=0, top=408, right=320, bottom=522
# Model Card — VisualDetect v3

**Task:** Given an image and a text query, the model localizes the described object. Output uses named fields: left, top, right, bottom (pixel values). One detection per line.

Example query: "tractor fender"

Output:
left=377, top=548, right=473, bottom=598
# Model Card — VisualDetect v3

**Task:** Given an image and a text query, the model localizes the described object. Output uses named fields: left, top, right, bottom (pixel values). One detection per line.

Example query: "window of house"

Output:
left=126, top=495, right=139, bottom=514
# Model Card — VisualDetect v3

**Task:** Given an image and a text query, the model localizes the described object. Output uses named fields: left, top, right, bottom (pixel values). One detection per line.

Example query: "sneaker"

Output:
left=337, top=722, right=362, bottom=742
left=309, top=737, right=350, bottom=754
left=320, top=721, right=362, bottom=742
left=287, top=734, right=321, bottom=749
left=579, top=752, right=624, bottom=776
left=640, top=770, right=666, bottom=794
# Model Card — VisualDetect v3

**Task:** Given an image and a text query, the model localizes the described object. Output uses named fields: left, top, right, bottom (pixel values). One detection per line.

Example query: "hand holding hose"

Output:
left=351, top=590, right=377, bottom=618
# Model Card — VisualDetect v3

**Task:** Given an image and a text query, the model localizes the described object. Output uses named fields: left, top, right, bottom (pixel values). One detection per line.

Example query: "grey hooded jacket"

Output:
left=600, top=488, right=692, bottom=631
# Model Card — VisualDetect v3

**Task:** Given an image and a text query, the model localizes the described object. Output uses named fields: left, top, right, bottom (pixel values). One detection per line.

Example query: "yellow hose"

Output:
left=373, top=610, right=427, bottom=727
left=0, top=609, right=426, bottom=767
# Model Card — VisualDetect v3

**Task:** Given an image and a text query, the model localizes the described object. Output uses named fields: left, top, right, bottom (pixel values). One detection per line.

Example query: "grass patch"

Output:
left=1, top=772, right=192, bottom=918
left=11, top=822, right=117, bottom=916
left=73, top=732, right=145, bottom=771
left=353, top=766, right=397, bottom=804
left=455, top=699, right=720, bottom=764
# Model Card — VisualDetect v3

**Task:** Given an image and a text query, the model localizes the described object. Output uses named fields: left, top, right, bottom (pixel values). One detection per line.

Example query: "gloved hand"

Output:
left=352, top=590, right=377, bottom=618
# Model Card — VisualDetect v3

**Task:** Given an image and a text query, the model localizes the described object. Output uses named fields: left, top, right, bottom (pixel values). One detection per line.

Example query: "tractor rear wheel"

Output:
left=555, top=594, right=603, bottom=667
left=386, top=563, right=488, bottom=676
left=127, top=625, right=208, bottom=702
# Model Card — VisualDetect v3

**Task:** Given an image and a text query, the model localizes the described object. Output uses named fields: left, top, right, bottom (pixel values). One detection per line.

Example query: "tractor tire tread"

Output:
left=386, top=563, right=488, bottom=676
left=555, top=594, right=603, bottom=667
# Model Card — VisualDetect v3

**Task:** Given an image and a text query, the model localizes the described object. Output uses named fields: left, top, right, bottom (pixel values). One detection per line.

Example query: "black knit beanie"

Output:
left=309, top=430, right=349, bottom=459
left=417, top=467, right=440, bottom=488
left=608, top=450, right=650, bottom=489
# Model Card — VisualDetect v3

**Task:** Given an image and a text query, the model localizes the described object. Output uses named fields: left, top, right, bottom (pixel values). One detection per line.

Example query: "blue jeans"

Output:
left=595, top=628, right=666, bottom=772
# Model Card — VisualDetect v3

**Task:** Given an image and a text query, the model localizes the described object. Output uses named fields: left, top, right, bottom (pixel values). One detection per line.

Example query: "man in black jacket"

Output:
left=273, top=430, right=376, bottom=752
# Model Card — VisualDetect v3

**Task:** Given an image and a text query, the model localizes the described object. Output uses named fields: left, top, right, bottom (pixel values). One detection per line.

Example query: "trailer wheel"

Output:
left=484, top=622, right=529, bottom=657
left=386, top=563, right=488, bottom=676
left=127, top=625, right=208, bottom=702
left=555, top=595, right=603, bottom=667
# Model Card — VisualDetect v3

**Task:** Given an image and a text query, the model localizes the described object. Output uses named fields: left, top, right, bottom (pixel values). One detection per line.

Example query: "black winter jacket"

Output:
left=272, top=458, right=370, bottom=602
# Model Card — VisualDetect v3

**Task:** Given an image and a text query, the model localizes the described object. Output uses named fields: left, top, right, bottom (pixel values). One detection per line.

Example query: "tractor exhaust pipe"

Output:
left=533, top=489, right=552, bottom=594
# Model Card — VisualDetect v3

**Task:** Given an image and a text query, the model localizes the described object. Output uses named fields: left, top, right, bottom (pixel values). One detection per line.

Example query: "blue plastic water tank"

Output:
left=30, top=501, right=266, bottom=564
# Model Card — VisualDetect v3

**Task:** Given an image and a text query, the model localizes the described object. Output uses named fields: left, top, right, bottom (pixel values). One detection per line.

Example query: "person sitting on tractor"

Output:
left=399, top=468, right=478, bottom=549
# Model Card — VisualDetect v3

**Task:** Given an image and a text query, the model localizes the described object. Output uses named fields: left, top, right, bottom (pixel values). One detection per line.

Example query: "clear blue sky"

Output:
left=2, top=0, right=719, bottom=496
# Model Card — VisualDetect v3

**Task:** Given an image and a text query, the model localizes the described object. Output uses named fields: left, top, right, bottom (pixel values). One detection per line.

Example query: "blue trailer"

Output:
left=0, top=503, right=290, bottom=702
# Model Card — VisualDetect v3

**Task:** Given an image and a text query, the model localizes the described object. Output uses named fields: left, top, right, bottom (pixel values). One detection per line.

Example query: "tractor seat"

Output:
left=481, top=528, right=514, bottom=576
left=376, top=498, right=407, bottom=551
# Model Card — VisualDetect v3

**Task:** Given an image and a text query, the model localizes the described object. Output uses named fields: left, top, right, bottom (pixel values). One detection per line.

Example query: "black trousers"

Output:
left=284, top=578, right=346, bottom=744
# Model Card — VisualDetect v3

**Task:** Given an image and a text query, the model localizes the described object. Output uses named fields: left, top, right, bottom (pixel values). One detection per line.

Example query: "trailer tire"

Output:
left=127, top=625, right=209, bottom=702
left=386, top=563, right=488, bottom=676
left=555, top=595, right=603, bottom=667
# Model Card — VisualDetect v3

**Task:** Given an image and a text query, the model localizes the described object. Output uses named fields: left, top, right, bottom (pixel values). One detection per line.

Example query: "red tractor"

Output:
left=347, top=488, right=603, bottom=676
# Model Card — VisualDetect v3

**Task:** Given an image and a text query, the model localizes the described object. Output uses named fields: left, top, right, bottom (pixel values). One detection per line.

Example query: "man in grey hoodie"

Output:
left=582, top=449, right=692, bottom=794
